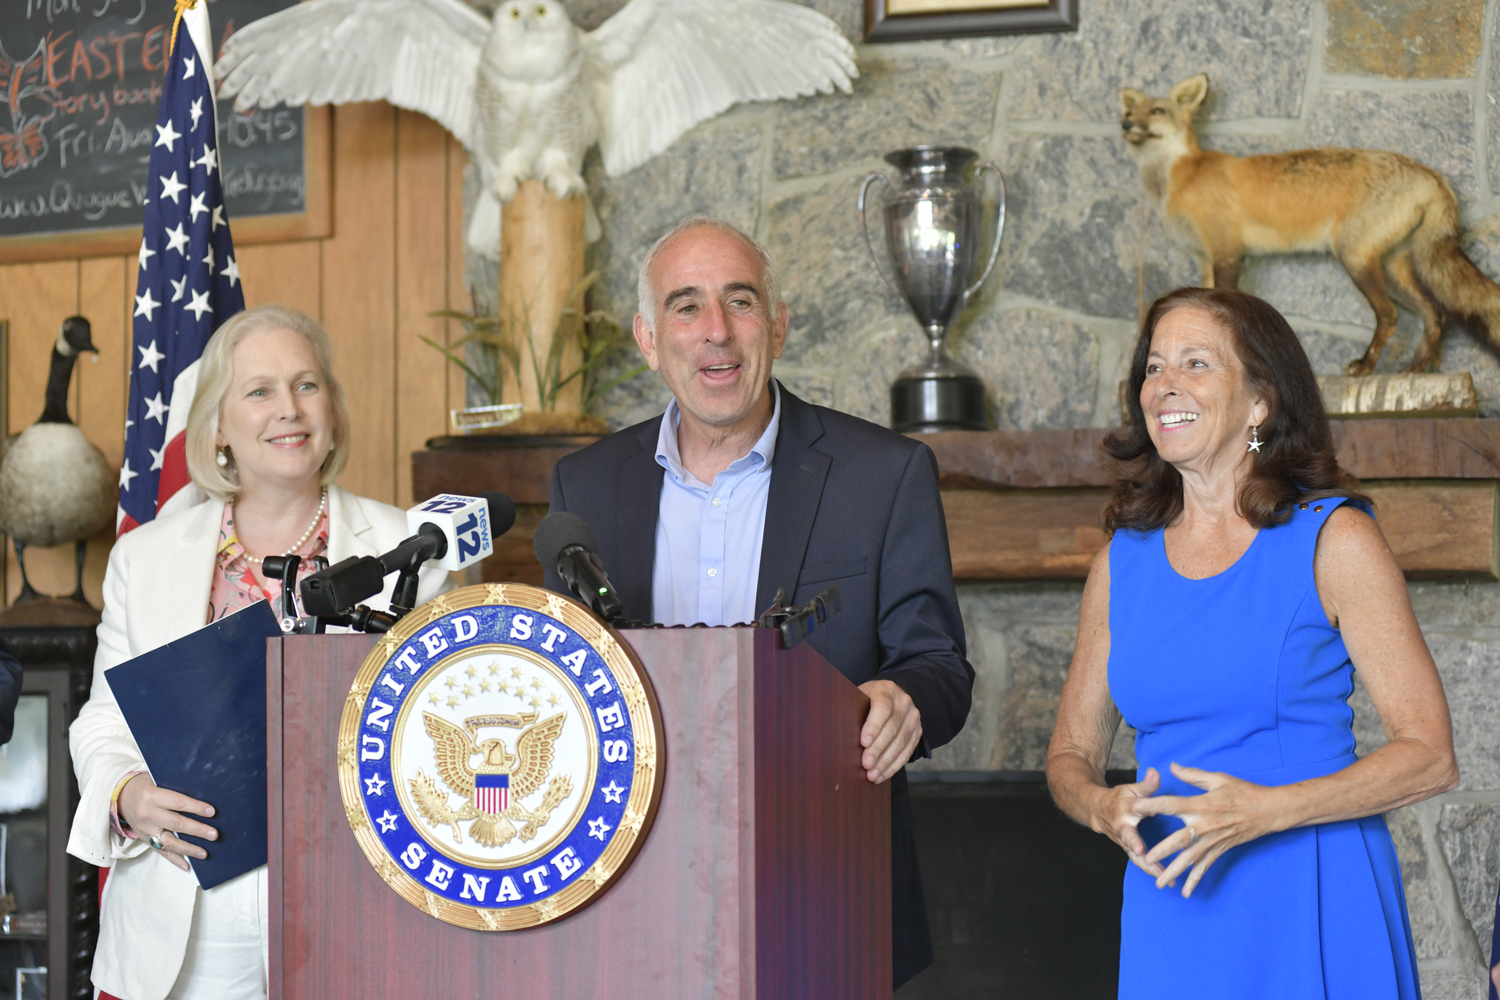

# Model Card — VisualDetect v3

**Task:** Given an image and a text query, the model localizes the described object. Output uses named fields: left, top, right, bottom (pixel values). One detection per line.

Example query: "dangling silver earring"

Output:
left=1247, top=426, right=1263, bottom=453
left=216, top=446, right=230, bottom=468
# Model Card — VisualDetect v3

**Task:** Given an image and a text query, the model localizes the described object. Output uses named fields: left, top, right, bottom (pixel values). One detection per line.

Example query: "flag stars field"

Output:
left=134, top=289, right=160, bottom=322
left=118, top=2, right=244, bottom=532
left=155, top=119, right=181, bottom=153
left=137, top=341, right=165, bottom=373
left=187, top=289, right=212, bottom=321
left=160, top=171, right=187, bottom=203
left=165, top=223, right=189, bottom=255
left=143, top=394, right=168, bottom=424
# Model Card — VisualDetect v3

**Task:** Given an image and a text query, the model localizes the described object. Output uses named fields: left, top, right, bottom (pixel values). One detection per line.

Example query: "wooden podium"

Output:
left=266, top=627, right=892, bottom=999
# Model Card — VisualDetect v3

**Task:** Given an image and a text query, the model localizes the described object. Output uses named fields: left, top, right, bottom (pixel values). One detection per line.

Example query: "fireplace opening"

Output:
left=897, top=771, right=1133, bottom=999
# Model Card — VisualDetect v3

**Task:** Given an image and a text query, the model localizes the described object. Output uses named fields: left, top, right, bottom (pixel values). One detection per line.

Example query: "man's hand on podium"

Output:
left=858, top=679, right=922, bottom=784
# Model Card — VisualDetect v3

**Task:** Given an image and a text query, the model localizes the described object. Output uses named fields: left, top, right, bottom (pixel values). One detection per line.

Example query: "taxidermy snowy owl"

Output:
left=215, top=0, right=857, bottom=253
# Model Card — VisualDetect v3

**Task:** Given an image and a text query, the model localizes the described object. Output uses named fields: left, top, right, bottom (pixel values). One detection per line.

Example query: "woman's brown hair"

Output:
left=1102, top=287, right=1366, bottom=533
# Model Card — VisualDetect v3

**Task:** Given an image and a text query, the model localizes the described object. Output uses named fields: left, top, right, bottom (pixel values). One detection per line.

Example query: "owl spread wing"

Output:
left=583, top=0, right=857, bottom=177
left=511, top=713, right=566, bottom=800
left=422, top=712, right=479, bottom=799
left=214, top=0, right=490, bottom=150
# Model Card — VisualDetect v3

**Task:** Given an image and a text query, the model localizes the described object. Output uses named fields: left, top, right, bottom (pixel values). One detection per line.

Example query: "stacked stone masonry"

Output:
left=466, top=0, right=1500, bottom=993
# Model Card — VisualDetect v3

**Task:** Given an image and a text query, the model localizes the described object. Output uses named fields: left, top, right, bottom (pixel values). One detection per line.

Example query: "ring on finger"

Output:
left=1185, top=825, right=1200, bottom=845
left=147, top=834, right=165, bottom=851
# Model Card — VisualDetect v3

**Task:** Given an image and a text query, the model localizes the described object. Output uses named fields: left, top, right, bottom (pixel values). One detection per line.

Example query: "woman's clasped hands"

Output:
left=118, top=773, right=219, bottom=872
left=1088, top=765, right=1165, bottom=880
left=1092, top=762, right=1277, bottom=898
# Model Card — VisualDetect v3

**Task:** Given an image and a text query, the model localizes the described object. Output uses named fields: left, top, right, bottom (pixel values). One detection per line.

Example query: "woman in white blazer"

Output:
left=67, top=305, right=448, bottom=1000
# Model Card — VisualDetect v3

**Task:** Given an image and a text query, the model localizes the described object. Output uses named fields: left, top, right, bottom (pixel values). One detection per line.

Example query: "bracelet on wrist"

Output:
left=109, top=769, right=147, bottom=840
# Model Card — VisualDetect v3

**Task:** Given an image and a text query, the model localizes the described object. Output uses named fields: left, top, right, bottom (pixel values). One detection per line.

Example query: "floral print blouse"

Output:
left=208, top=501, right=330, bottom=623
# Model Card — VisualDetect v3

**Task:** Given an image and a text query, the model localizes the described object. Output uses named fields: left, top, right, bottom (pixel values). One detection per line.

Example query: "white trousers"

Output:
left=165, top=866, right=268, bottom=1000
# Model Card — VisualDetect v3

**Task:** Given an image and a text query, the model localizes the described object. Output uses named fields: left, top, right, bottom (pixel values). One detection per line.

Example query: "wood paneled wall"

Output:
left=0, top=104, right=470, bottom=608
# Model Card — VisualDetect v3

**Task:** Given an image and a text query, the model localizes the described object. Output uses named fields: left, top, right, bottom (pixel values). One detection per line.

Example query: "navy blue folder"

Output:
left=105, top=600, right=281, bottom=890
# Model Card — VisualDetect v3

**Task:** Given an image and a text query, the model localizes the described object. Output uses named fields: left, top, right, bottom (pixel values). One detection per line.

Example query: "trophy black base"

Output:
left=891, top=373, right=988, bottom=433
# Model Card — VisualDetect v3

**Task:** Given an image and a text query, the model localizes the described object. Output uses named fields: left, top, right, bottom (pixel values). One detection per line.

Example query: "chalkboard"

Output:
left=0, top=0, right=330, bottom=261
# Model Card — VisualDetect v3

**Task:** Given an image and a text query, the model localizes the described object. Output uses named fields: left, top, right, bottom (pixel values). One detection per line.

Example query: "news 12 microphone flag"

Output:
left=118, top=0, right=245, bottom=535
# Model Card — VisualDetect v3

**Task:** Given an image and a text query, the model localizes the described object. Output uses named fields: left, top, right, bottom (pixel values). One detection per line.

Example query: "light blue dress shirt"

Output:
left=651, top=382, right=781, bottom=626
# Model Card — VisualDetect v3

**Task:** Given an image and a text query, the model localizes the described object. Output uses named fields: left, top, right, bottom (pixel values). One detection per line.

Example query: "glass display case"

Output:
left=0, top=621, right=99, bottom=1000
left=1, top=690, right=49, bottom=1000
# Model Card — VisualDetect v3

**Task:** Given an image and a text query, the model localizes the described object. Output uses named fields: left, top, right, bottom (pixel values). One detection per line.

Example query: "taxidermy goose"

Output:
left=0, top=317, right=115, bottom=603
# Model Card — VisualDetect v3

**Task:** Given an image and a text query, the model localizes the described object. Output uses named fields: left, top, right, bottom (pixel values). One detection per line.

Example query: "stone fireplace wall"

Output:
left=469, top=0, right=1500, bottom=994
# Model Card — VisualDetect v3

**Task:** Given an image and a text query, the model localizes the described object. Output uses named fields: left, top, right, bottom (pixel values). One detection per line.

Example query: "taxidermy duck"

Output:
left=0, top=316, right=115, bottom=603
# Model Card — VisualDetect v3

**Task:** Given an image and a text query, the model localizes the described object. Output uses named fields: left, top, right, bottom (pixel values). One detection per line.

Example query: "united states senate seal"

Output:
left=337, top=583, right=664, bottom=930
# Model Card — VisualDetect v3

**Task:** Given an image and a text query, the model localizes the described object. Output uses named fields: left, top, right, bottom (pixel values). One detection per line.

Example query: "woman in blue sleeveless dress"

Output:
left=1046, top=287, right=1458, bottom=999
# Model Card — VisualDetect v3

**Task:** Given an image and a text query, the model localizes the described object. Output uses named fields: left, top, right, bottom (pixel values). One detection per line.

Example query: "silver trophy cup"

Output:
left=859, top=146, right=1006, bottom=432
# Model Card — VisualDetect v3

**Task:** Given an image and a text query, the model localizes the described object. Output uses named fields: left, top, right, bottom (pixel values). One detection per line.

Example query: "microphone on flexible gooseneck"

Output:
left=385, top=490, right=517, bottom=616
left=533, top=512, right=624, bottom=623
left=299, top=491, right=517, bottom=623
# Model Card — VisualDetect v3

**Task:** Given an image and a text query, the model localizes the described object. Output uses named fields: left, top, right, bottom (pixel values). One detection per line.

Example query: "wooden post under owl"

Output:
left=499, top=180, right=586, bottom=417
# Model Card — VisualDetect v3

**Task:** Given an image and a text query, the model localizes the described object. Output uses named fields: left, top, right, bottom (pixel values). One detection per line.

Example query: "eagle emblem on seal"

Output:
left=410, top=711, right=574, bottom=848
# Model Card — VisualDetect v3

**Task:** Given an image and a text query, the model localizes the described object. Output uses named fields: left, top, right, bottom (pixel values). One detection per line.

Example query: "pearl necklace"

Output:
left=244, top=488, right=327, bottom=565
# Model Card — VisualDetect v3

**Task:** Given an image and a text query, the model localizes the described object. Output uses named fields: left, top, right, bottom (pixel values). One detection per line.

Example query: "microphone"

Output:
left=300, top=491, right=516, bottom=618
left=533, top=512, right=623, bottom=622
left=401, top=492, right=516, bottom=572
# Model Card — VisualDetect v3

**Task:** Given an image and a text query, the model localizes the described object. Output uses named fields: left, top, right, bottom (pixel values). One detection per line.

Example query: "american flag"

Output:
left=475, top=773, right=510, bottom=814
left=118, top=1, right=244, bottom=535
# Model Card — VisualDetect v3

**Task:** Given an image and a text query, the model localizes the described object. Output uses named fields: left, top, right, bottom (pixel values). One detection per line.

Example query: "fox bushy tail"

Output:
left=1410, top=191, right=1500, bottom=348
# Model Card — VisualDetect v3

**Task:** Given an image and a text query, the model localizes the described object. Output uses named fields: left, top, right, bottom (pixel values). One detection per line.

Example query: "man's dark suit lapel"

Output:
left=610, top=419, right=665, bottom=623
left=757, top=386, right=831, bottom=613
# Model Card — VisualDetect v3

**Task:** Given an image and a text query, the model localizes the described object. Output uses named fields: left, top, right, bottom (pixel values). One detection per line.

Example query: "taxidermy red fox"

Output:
left=1120, top=73, right=1500, bottom=375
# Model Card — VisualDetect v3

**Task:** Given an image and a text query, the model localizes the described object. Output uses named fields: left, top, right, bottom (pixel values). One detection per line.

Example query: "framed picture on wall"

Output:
left=0, top=0, right=331, bottom=264
left=863, top=0, right=1077, bottom=42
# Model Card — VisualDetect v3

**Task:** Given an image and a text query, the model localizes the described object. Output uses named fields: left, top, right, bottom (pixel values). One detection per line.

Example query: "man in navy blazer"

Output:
left=545, top=216, right=974, bottom=988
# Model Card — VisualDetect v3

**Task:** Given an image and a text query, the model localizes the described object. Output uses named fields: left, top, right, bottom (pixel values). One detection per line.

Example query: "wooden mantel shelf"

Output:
left=411, top=420, right=1500, bottom=586
left=919, top=419, right=1500, bottom=489
left=916, top=419, right=1500, bottom=582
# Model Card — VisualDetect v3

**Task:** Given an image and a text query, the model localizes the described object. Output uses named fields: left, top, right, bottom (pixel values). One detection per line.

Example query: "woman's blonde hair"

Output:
left=185, top=305, right=351, bottom=503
